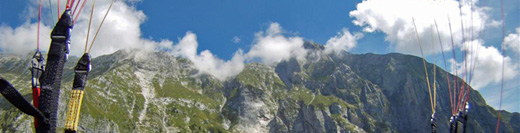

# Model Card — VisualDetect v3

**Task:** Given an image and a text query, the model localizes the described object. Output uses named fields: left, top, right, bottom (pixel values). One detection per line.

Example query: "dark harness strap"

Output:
left=431, top=113, right=437, bottom=133
left=37, top=9, right=73, bottom=133
left=64, top=53, right=91, bottom=133
left=450, top=110, right=469, bottom=133
left=0, top=78, right=48, bottom=125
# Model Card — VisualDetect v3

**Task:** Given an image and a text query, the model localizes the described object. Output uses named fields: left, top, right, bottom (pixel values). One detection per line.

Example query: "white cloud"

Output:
left=246, top=23, right=307, bottom=66
left=350, top=0, right=518, bottom=112
left=350, top=0, right=489, bottom=56
left=0, top=0, right=312, bottom=81
left=169, top=23, right=310, bottom=81
left=232, top=36, right=241, bottom=44
left=70, top=0, right=149, bottom=57
left=171, top=32, right=245, bottom=81
left=451, top=40, right=518, bottom=90
left=0, top=0, right=157, bottom=57
left=4, top=0, right=364, bottom=83
left=487, top=20, right=502, bottom=28
left=0, top=23, right=52, bottom=54
left=504, top=27, right=520, bottom=54
left=324, top=28, right=362, bottom=54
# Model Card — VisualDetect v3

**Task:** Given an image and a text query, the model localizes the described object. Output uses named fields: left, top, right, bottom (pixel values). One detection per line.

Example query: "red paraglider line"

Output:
left=66, top=0, right=73, bottom=10
left=71, top=0, right=76, bottom=10
left=434, top=20, right=455, bottom=115
left=456, top=84, right=465, bottom=111
left=448, top=16, right=459, bottom=114
left=457, top=0, right=467, bottom=113
left=66, top=0, right=70, bottom=10
left=58, top=0, right=60, bottom=18
left=37, top=0, right=41, bottom=51
left=73, top=0, right=88, bottom=24
left=33, top=0, right=42, bottom=128
left=72, top=0, right=81, bottom=17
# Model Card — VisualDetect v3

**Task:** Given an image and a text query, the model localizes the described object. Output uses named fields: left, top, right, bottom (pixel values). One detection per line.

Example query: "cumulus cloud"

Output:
left=171, top=32, right=245, bottom=81
left=246, top=23, right=307, bottom=66
left=0, top=0, right=312, bottom=81
left=451, top=40, right=518, bottom=90
left=0, top=23, right=52, bottom=54
left=167, top=23, right=311, bottom=80
left=350, top=0, right=518, bottom=112
left=0, top=0, right=157, bottom=57
left=69, top=0, right=150, bottom=57
left=2, top=0, right=354, bottom=82
left=350, top=0, right=489, bottom=56
left=168, top=23, right=309, bottom=81
left=504, top=27, right=520, bottom=54
left=324, top=28, right=362, bottom=54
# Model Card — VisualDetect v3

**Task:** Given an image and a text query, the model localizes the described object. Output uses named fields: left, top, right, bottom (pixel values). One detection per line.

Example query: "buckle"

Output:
left=31, top=51, right=45, bottom=87
left=74, top=54, right=91, bottom=73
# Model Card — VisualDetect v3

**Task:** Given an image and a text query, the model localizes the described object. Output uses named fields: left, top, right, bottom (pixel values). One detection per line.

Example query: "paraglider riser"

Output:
left=36, top=9, right=73, bottom=133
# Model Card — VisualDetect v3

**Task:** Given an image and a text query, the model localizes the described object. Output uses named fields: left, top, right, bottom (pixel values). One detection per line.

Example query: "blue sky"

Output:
left=135, top=0, right=369, bottom=59
left=0, top=0, right=518, bottom=112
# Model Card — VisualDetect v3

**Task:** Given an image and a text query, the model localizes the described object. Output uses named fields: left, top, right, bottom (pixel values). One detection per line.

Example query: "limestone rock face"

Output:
left=0, top=45, right=518, bottom=132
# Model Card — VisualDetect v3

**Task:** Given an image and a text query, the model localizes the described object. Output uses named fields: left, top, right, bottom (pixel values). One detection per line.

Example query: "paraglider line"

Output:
left=37, top=0, right=41, bottom=51
left=72, top=0, right=81, bottom=17
left=88, top=0, right=114, bottom=53
left=434, top=19, right=455, bottom=115
left=73, top=0, right=88, bottom=24
left=48, top=0, right=55, bottom=25
left=496, top=0, right=505, bottom=132
left=412, top=18, right=435, bottom=113
left=84, top=0, right=95, bottom=53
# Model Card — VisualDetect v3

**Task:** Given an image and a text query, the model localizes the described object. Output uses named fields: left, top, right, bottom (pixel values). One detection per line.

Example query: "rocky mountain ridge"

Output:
left=0, top=42, right=518, bottom=132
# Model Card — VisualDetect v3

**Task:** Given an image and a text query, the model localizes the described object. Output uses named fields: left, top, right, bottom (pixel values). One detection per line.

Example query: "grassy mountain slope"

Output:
left=0, top=44, right=518, bottom=132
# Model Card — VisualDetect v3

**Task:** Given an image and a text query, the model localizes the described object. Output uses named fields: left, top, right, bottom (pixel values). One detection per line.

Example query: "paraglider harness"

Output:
left=0, top=0, right=115, bottom=131
left=428, top=103, right=469, bottom=133
left=430, top=103, right=469, bottom=133
left=0, top=0, right=114, bottom=131
left=449, top=103, right=469, bottom=133
left=64, top=53, right=91, bottom=132
left=431, top=112, right=437, bottom=133
left=0, top=10, right=76, bottom=132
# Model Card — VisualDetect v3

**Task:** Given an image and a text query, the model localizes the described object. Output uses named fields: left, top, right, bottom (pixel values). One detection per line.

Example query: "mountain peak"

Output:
left=303, top=41, right=325, bottom=51
left=0, top=49, right=518, bottom=132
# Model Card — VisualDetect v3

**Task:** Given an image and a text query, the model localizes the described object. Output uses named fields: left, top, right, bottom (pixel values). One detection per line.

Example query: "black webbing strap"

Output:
left=72, top=54, right=91, bottom=91
left=37, top=9, right=73, bottom=133
left=0, top=78, right=47, bottom=123
left=64, top=53, right=90, bottom=133
left=450, top=111, right=468, bottom=133
left=450, top=115, right=457, bottom=133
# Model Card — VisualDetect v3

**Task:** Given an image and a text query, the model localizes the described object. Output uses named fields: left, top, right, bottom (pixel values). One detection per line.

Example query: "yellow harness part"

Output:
left=65, top=89, right=85, bottom=132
